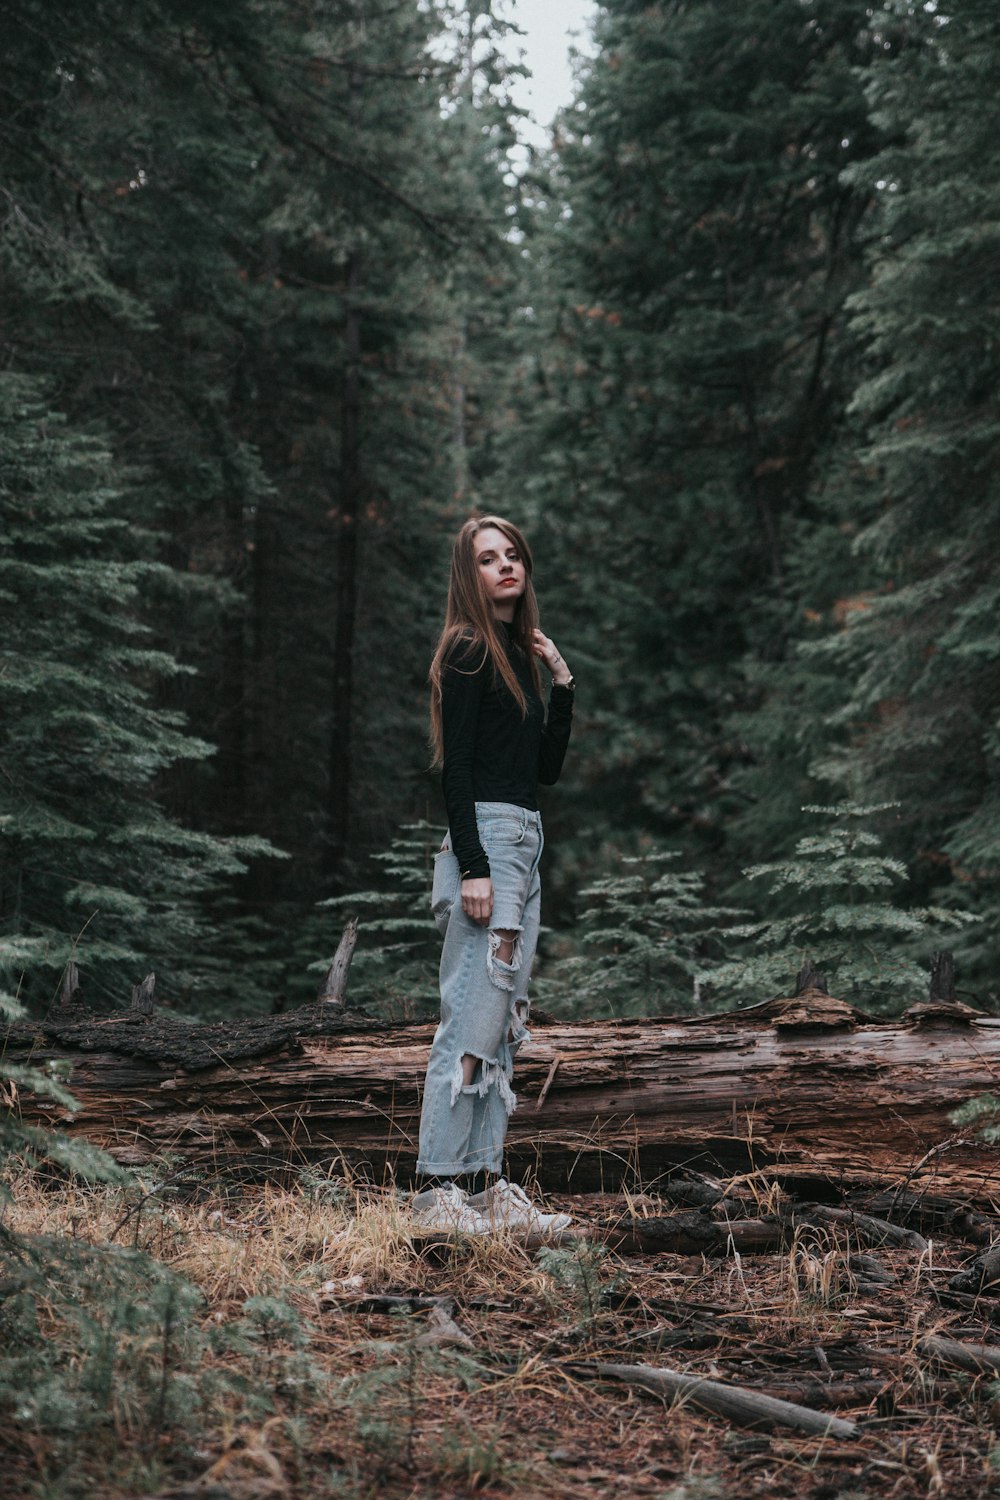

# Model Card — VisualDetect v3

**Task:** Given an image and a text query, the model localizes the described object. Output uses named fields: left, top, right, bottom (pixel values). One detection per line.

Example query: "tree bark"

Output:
left=9, top=994, right=1000, bottom=1198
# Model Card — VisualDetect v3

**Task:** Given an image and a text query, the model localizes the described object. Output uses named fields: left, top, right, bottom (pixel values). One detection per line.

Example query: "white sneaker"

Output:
left=410, top=1182, right=491, bottom=1234
left=467, top=1179, right=572, bottom=1237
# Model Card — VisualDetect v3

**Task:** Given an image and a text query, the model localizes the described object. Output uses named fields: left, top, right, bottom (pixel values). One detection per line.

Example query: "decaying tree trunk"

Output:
left=6, top=992, right=1000, bottom=1197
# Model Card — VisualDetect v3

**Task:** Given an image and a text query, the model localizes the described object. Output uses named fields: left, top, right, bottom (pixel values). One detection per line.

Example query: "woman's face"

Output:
left=473, top=526, right=526, bottom=620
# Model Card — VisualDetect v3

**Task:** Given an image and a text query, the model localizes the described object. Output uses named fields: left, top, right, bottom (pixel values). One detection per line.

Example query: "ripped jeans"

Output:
left=415, top=802, right=542, bottom=1178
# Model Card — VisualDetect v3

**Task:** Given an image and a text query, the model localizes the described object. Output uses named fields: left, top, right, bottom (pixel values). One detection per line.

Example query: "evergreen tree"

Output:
left=0, top=374, right=269, bottom=1010
left=499, top=0, right=885, bottom=915
left=801, top=0, right=1000, bottom=986
left=699, top=803, right=973, bottom=1010
left=0, top=0, right=525, bottom=1011
left=541, top=846, right=741, bottom=1018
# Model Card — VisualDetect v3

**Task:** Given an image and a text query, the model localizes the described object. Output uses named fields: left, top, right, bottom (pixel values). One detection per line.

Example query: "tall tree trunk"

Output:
left=326, top=247, right=361, bottom=880
left=218, top=481, right=249, bottom=835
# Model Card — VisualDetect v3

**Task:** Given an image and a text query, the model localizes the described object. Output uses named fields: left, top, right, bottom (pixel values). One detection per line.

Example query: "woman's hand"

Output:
left=461, top=876, right=494, bottom=926
left=532, top=628, right=573, bottom=687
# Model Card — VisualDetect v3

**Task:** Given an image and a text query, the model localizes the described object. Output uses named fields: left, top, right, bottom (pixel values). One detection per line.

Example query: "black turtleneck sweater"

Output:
left=440, top=623, right=574, bottom=880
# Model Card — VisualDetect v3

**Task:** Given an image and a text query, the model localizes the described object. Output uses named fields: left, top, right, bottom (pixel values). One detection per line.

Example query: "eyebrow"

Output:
left=478, top=545, right=518, bottom=560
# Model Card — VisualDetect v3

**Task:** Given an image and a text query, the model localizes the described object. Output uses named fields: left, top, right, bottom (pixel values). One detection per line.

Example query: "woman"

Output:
left=412, top=514, right=575, bottom=1235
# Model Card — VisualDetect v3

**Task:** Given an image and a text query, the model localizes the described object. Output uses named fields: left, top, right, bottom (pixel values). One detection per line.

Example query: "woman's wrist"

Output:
left=550, top=651, right=573, bottom=687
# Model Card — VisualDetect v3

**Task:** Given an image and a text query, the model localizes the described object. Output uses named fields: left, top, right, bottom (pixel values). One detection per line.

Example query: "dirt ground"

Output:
left=2, top=1175, right=999, bottom=1499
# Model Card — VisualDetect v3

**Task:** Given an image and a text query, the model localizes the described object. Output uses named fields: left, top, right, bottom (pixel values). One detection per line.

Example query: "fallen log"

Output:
left=6, top=992, right=1000, bottom=1198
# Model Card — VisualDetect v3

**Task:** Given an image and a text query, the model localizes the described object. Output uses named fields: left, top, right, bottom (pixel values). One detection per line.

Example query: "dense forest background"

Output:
left=2, top=0, right=998, bottom=1024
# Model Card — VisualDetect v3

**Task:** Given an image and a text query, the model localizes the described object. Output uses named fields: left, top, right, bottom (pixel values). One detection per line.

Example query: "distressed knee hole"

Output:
left=486, top=927, right=523, bottom=990
left=508, top=997, right=531, bottom=1045
left=449, top=1051, right=516, bottom=1115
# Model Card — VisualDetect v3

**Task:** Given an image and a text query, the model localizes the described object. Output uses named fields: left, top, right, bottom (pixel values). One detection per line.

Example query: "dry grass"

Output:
left=2, top=1166, right=999, bottom=1500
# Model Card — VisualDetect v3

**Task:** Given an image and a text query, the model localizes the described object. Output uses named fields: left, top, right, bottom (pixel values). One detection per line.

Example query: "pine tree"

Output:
left=698, top=803, right=974, bottom=1011
left=0, top=374, right=269, bottom=1011
left=799, top=0, right=1000, bottom=987
left=0, top=0, right=526, bottom=1012
left=498, top=0, right=886, bottom=915
left=541, top=846, right=741, bottom=1018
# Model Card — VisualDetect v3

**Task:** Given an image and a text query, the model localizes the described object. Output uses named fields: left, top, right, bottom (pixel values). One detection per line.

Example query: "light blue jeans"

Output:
left=416, top=801, right=543, bottom=1177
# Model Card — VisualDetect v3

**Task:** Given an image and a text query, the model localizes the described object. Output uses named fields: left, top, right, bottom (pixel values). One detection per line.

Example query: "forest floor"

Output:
left=2, top=1168, right=999, bottom=1500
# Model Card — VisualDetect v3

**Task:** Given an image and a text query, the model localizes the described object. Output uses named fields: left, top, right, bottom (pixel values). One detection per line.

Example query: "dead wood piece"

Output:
left=794, top=962, right=829, bottom=997
left=59, top=960, right=80, bottom=1008
left=317, top=917, right=359, bottom=1006
left=329, top=1293, right=447, bottom=1312
left=652, top=1174, right=733, bottom=1210
left=917, top=1335, right=1000, bottom=1375
left=848, top=1254, right=896, bottom=1285
left=605, top=1213, right=786, bottom=1256
left=949, top=1243, right=1000, bottom=1296
left=742, top=991, right=862, bottom=1030
left=930, top=1286, right=1000, bottom=1317
left=627, top=1327, right=723, bottom=1353
left=928, top=950, right=958, bottom=1003
left=803, top=1207, right=929, bottom=1252
left=745, top=1378, right=888, bottom=1410
left=848, top=1190, right=999, bottom=1246
left=131, top=973, right=156, bottom=1015
left=589, top=1361, right=860, bottom=1438
left=904, top=1000, right=983, bottom=1027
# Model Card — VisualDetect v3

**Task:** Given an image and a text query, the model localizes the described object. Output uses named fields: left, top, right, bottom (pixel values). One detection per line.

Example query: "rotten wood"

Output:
left=846, top=1189, right=999, bottom=1246
left=737, top=1377, right=888, bottom=1409
left=949, top=1243, right=1000, bottom=1295
left=794, top=961, right=828, bottom=997
left=8, top=995, right=1000, bottom=1198
left=929, top=950, right=958, bottom=1003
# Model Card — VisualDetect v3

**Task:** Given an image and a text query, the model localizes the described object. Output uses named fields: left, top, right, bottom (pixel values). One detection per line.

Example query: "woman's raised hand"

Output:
left=532, top=629, right=573, bottom=687
left=461, top=876, right=494, bottom=926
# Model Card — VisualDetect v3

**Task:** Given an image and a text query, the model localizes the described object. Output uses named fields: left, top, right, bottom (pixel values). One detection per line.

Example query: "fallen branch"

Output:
left=605, top=1214, right=787, bottom=1256
left=917, top=1336, right=1000, bottom=1375
left=795, top=1207, right=929, bottom=1252
left=587, top=1361, right=860, bottom=1438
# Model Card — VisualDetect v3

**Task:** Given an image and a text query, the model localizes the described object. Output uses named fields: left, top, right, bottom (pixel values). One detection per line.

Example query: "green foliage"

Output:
left=796, top=0, right=1000, bottom=982
left=498, top=0, right=886, bottom=902
left=535, top=1240, right=627, bottom=1335
left=0, top=1220, right=326, bottom=1489
left=543, top=845, right=742, bottom=1018
left=308, top=822, right=444, bottom=1020
left=336, top=1312, right=481, bottom=1476
left=0, top=0, right=523, bottom=1018
left=699, top=804, right=975, bottom=1009
left=949, top=1094, right=1000, bottom=1145
left=0, top=374, right=273, bottom=1011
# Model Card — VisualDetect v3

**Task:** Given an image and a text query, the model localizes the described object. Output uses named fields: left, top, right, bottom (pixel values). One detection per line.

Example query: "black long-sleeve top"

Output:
left=440, top=623, right=574, bottom=880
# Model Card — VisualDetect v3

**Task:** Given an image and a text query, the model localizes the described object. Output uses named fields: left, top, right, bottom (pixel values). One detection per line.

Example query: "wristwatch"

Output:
left=558, top=675, right=576, bottom=691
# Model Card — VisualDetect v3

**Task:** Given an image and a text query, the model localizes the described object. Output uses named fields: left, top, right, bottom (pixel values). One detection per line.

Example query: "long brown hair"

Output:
left=429, top=514, right=542, bottom=765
